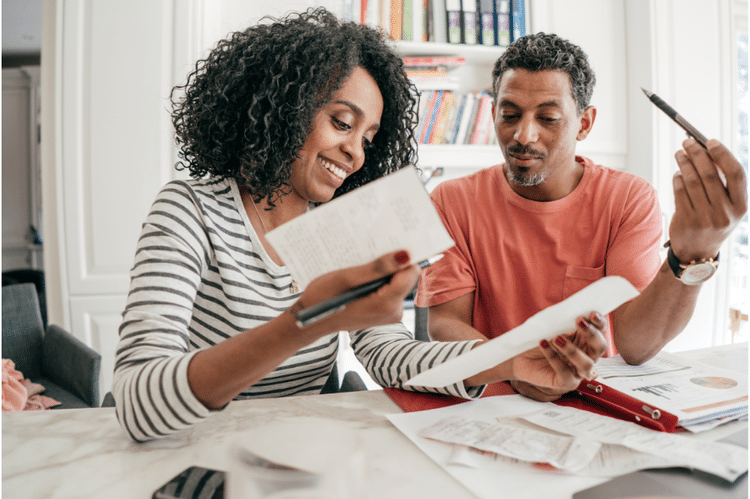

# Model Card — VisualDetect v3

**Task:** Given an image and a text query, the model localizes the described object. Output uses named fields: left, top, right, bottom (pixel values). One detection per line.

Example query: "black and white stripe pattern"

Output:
left=113, top=178, right=481, bottom=441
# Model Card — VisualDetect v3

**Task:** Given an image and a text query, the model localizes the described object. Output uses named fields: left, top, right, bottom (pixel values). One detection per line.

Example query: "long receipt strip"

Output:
left=266, top=166, right=455, bottom=289
left=404, top=276, right=639, bottom=388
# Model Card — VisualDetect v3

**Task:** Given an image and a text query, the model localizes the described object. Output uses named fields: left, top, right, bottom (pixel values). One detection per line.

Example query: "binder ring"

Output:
left=587, top=383, right=603, bottom=394
left=642, top=405, right=661, bottom=420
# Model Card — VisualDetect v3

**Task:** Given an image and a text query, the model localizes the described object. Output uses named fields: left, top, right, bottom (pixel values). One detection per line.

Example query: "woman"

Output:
left=113, top=8, right=606, bottom=442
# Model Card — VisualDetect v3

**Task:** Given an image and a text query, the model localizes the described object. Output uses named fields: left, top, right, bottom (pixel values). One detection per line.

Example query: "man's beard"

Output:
left=505, top=144, right=547, bottom=186
left=507, top=169, right=546, bottom=186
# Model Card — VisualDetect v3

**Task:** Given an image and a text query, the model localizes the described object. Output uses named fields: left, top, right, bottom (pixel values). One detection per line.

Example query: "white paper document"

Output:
left=387, top=396, right=747, bottom=499
left=523, top=405, right=748, bottom=482
left=419, top=416, right=601, bottom=472
left=265, top=166, right=454, bottom=289
left=404, top=276, right=639, bottom=388
left=595, top=351, right=748, bottom=430
left=386, top=395, right=610, bottom=499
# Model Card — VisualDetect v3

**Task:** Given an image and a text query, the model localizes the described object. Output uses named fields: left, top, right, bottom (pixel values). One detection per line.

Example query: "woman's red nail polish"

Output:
left=540, top=339, right=550, bottom=348
left=394, top=250, right=410, bottom=264
left=555, top=336, right=566, bottom=348
left=578, top=319, right=588, bottom=329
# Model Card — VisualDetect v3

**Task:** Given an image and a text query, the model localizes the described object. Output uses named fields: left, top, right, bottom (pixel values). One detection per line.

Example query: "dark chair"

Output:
left=3, top=269, right=46, bottom=327
left=414, top=305, right=430, bottom=342
left=2, top=283, right=101, bottom=408
left=321, top=362, right=367, bottom=394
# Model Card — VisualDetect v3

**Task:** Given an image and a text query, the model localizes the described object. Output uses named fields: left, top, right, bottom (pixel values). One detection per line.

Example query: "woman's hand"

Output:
left=509, top=312, right=608, bottom=402
left=291, top=249, right=420, bottom=337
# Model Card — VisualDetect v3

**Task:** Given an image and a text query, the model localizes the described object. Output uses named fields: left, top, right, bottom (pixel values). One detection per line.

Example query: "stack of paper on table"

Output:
left=386, top=395, right=748, bottom=499
left=580, top=349, right=748, bottom=433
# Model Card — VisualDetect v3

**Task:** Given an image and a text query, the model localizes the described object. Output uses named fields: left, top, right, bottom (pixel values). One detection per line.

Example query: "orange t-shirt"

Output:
left=416, top=157, right=662, bottom=353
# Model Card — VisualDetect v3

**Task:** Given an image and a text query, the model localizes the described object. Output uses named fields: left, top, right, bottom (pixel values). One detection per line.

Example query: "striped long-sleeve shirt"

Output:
left=113, top=177, right=483, bottom=442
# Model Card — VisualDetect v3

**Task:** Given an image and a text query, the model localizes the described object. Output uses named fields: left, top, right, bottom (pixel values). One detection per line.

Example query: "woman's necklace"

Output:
left=251, top=200, right=299, bottom=294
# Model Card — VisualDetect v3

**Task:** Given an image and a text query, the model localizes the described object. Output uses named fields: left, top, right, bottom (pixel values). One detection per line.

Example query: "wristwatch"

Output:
left=665, top=241, right=719, bottom=285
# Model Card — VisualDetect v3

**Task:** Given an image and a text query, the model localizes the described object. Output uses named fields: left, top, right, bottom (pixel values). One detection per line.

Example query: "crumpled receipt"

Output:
left=418, top=416, right=601, bottom=473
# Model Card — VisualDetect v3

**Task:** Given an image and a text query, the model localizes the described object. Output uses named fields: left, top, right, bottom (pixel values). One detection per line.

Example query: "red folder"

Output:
left=384, top=380, right=679, bottom=433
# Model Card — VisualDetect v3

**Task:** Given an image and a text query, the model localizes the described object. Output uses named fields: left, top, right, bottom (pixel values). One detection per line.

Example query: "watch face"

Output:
left=681, top=262, right=717, bottom=285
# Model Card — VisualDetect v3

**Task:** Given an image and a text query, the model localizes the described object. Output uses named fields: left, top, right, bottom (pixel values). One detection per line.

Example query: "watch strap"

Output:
left=664, top=240, right=719, bottom=280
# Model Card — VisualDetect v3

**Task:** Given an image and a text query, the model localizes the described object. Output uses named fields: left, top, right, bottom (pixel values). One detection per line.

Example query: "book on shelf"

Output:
left=404, top=55, right=465, bottom=91
left=402, top=55, right=466, bottom=67
left=453, top=93, right=477, bottom=144
left=510, top=0, right=525, bottom=41
left=469, top=92, right=494, bottom=145
left=419, top=90, right=442, bottom=143
left=390, top=0, right=403, bottom=40
left=430, top=0, right=448, bottom=43
left=430, top=91, right=457, bottom=144
left=460, top=0, right=478, bottom=45
left=402, top=0, right=413, bottom=40
left=495, top=0, right=511, bottom=46
left=353, top=0, right=521, bottom=46
left=445, top=0, right=463, bottom=44
left=416, top=90, right=496, bottom=146
left=478, top=0, right=495, bottom=46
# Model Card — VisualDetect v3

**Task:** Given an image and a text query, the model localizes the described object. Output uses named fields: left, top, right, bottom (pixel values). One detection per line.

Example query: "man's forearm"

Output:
left=612, top=260, right=702, bottom=364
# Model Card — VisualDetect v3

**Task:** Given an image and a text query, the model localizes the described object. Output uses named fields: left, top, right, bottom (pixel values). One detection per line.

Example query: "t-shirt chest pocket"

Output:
left=563, top=264, right=605, bottom=300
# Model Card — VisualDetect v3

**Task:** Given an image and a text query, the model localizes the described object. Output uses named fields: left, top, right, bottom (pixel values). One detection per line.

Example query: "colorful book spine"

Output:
left=430, top=92, right=456, bottom=144
left=414, top=91, right=431, bottom=142
left=510, top=0, right=525, bottom=41
left=402, top=56, right=466, bottom=67
left=479, top=0, right=495, bottom=46
left=495, top=0, right=510, bottom=46
left=402, top=0, right=413, bottom=41
left=431, top=0, right=448, bottom=43
left=469, top=93, right=490, bottom=144
left=361, top=0, right=369, bottom=24
left=390, top=0, right=403, bottom=40
left=445, top=0, right=462, bottom=44
left=455, top=92, right=478, bottom=144
left=442, top=93, right=464, bottom=144
left=461, top=0, right=478, bottom=45
left=379, top=0, right=392, bottom=36
left=419, top=91, right=440, bottom=144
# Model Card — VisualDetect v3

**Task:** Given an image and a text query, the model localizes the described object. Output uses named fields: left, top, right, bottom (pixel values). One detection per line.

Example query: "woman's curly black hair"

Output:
left=492, top=32, right=596, bottom=115
left=171, top=7, right=418, bottom=205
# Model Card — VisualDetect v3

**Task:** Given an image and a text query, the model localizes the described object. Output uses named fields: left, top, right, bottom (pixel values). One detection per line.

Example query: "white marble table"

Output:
left=3, top=387, right=747, bottom=499
left=3, top=390, right=479, bottom=499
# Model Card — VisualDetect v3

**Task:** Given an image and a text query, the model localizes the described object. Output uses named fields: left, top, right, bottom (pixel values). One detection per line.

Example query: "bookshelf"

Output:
left=392, top=41, right=505, bottom=173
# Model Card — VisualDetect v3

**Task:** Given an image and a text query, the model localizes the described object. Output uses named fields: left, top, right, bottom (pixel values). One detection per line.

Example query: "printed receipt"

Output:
left=419, top=416, right=601, bottom=473
left=404, top=276, right=640, bottom=388
left=523, top=405, right=748, bottom=482
left=265, top=166, right=454, bottom=289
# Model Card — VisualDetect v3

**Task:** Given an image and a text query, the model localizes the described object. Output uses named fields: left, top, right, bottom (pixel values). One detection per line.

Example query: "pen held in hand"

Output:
left=641, top=88, right=708, bottom=148
left=294, top=254, right=444, bottom=328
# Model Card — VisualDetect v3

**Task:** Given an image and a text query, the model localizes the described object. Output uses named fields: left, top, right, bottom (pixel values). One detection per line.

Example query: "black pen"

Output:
left=294, top=254, right=445, bottom=328
left=641, top=88, right=708, bottom=148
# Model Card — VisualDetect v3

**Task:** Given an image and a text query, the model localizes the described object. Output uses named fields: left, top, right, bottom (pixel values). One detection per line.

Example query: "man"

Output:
left=416, top=32, right=747, bottom=402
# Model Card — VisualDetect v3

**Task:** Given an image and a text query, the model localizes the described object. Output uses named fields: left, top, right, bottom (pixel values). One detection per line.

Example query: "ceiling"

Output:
left=2, top=0, right=43, bottom=56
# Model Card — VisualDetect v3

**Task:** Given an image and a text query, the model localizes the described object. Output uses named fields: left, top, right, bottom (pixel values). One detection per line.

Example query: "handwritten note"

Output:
left=266, top=166, right=454, bottom=289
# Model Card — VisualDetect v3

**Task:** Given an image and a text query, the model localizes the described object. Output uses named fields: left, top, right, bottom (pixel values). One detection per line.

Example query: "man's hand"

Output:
left=669, top=138, right=747, bottom=263
left=509, top=312, right=608, bottom=402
